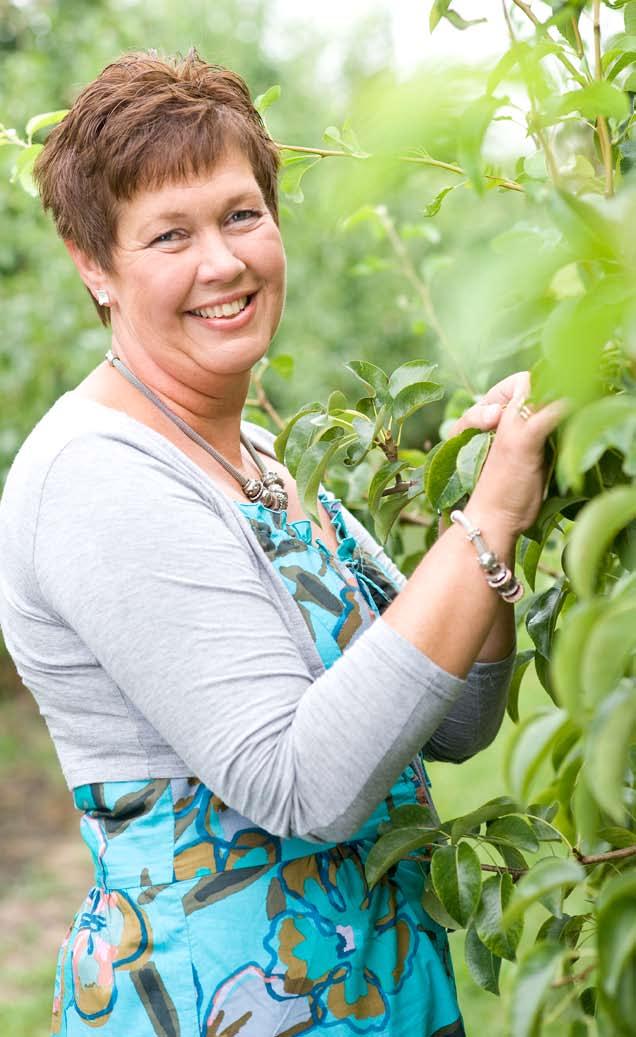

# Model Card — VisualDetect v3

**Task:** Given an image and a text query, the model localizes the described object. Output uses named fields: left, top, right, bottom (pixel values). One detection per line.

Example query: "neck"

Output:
left=108, top=336, right=251, bottom=468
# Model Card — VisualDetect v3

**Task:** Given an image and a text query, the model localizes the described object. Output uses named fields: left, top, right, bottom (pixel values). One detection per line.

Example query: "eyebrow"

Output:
left=138, top=191, right=265, bottom=234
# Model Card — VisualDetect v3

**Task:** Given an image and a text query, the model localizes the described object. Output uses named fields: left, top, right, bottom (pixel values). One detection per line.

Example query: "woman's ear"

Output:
left=64, top=241, right=111, bottom=305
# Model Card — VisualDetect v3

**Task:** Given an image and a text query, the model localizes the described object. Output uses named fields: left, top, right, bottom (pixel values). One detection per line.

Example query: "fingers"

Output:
left=497, top=392, right=567, bottom=442
left=478, top=371, right=530, bottom=408
left=449, top=401, right=502, bottom=437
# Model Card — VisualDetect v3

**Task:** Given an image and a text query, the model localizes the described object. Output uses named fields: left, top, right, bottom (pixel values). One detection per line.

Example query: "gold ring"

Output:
left=518, top=403, right=533, bottom=421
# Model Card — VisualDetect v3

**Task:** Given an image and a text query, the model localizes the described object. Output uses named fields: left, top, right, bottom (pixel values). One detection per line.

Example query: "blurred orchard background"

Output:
left=3, top=1, right=636, bottom=1034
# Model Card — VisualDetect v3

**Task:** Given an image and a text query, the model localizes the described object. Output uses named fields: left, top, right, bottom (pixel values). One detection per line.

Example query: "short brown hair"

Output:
left=34, top=50, right=280, bottom=323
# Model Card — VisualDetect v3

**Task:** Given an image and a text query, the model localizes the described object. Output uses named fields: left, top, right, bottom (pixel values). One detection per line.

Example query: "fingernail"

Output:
left=484, top=404, right=501, bottom=421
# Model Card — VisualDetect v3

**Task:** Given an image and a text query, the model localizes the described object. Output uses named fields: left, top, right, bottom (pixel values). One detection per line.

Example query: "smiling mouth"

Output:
left=188, top=294, right=254, bottom=320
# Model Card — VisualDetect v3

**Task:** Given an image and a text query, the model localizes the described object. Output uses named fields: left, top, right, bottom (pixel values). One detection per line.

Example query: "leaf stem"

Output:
left=593, top=0, right=614, bottom=198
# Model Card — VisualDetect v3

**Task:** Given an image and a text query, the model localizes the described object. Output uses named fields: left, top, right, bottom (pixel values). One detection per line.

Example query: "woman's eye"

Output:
left=228, top=209, right=260, bottom=225
left=152, top=230, right=184, bottom=245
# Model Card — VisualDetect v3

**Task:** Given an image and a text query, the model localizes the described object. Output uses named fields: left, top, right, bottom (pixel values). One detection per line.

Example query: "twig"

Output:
left=551, top=962, right=597, bottom=989
left=509, top=0, right=588, bottom=87
left=574, top=844, right=636, bottom=866
left=399, top=511, right=434, bottom=528
left=276, top=142, right=350, bottom=159
left=400, top=154, right=525, bottom=193
left=249, top=373, right=285, bottom=430
left=277, top=142, right=526, bottom=194
left=374, top=207, right=476, bottom=394
left=593, top=0, right=614, bottom=197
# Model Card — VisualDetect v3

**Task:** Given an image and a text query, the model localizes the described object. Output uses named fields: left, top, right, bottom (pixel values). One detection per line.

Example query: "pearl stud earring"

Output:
left=96, top=289, right=110, bottom=307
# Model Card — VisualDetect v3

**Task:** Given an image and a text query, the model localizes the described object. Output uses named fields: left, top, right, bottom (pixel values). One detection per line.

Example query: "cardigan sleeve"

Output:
left=337, top=501, right=515, bottom=762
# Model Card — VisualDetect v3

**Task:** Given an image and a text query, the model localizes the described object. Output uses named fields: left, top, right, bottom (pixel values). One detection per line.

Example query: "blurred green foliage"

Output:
left=4, top=1, right=636, bottom=1035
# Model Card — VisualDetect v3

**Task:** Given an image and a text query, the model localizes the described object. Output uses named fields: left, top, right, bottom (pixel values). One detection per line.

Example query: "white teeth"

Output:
left=192, top=296, right=248, bottom=319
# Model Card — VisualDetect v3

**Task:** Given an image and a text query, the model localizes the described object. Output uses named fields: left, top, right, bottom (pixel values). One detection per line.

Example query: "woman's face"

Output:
left=105, top=147, right=286, bottom=382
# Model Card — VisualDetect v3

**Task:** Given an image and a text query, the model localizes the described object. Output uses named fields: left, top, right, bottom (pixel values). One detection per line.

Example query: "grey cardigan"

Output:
left=0, top=393, right=514, bottom=842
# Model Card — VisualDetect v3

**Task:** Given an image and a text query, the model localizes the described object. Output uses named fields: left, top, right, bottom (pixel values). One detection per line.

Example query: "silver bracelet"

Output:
left=450, top=509, right=524, bottom=604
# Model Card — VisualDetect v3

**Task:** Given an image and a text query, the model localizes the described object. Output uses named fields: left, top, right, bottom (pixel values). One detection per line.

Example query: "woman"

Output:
left=0, top=52, right=560, bottom=1037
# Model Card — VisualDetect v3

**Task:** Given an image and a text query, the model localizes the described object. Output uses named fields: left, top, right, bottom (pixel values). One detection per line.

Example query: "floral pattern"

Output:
left=51, top=495, right=464, bottom=1036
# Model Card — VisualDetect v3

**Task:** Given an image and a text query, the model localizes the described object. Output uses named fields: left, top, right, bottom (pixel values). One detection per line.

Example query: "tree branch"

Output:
left=574, top=844, right=636, bottom=866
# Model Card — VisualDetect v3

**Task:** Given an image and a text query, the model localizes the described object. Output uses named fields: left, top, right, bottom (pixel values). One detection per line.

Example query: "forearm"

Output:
left=383, top=505, right=517, bottom=679
left=436, top=512, right=517, bottom=665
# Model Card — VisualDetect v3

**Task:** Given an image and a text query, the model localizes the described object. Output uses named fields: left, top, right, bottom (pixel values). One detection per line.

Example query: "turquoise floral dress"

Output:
left=51, top=495, right=465, bottom=1037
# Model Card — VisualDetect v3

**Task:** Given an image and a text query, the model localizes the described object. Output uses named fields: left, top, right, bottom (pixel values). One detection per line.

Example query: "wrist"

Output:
left=460, top=495, right=518, bottom=564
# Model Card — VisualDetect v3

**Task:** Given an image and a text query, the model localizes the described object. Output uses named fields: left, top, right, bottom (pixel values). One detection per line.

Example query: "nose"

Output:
left=196, top=230, right=246, bottom=283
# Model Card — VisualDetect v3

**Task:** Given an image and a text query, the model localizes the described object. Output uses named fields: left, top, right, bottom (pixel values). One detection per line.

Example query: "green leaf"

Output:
left=518, top=538, right=541, bottom=592
left=425, top=428, right=481, bottom=512
left=345, top=361, right=389, bottom=400
left=368, top=461, right=410, bottom=512
left=585, top=681, right=636, bottom=822
left=597, top=825, right=636, bottom=848
left=536, top=913, right=584, bottom=948
left=457, top=95, right=508, bottom=193
left=254, top=84, right=281, bottom=115
left=549, top=191, right=619, bottom=262
left=505, top=709, right=572, bottom=804
left=445, top=9, right=487, bottom=29
left=25, top=108, right=68, bottom=142
left=581, top=601, right=636, bottom=706
left=502, top=858, right=585, bottom=927
left=279, top=153, right=321, bottom=203
left=449, top=796, right=520, bottom=841
left=365, top=825, right=443, bottom=887
left=553, top=81, right=630, bottom=122
left=552, top=600, right=606, bottom=714
left=390, top=381, right=445, bottom=424
left=423, top=184, right=459, bottom=217
left=344, top=416, right=377, bottom=466
left=385, top=804, right=439, bottom=829
left=268, top=354, right=294, bottom=380
left=274, top=402, right=323, bottom=467
left=566, top=487, right=636, bottom=598
left=456, top=432, right=490, bottom=495
left=387, top=360, right=437, bottom=398
left=323, top=120, right=369, bottom=158
left=526, top=584, right=567, bottom=661
left=373, top=475, right=424, bottom=543
left=597, top=871, right=636, bottom=998
left=557, top=395, right=636, bottom=492
left=421, top=884, right=462, bottom=929
left=475, top=873, right=523, bottom=961
left=507, top=650, right=536, bottom=724
left=10, top=143, right=43, bottom=197
left=431, top=842, right=482, bottom=927
left=626, top=2, right=636, bottom=35
left=295, top=428, right=349, bottom=522
left=430, top=0, right=451, bottom=31
left=485, top=815, right=540, bottom=853
left=465, top=925, right=502, bottom=995
left=509, top=942, right=565, bottom=1037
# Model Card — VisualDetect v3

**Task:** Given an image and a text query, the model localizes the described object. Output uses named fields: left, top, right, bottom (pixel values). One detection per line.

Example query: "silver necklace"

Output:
left=105, top=350, right=288, bottom=511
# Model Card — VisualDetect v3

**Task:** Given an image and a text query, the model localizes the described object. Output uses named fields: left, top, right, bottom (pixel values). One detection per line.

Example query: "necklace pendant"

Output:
left=243, top=476, right=288, bottom=511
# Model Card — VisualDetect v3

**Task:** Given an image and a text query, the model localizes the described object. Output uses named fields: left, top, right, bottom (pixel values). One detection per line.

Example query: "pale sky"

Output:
left=268, top=0, right=623, bottom=76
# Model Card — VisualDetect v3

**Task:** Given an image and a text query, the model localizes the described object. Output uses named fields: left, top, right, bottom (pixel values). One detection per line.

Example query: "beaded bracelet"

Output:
left=450, top=509, right=524, bottom=604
